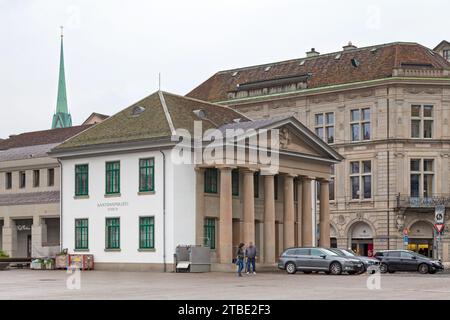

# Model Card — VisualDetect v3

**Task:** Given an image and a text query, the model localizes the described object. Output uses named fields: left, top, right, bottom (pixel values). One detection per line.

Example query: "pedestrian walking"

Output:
left=236, top=243, right=245, bottom=277
left=245, top=242, right=258, bottom=274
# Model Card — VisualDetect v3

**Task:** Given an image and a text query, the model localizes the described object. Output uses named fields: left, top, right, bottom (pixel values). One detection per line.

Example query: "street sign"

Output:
left=435, top=205, right=445, bottom=224
left=403, top=235, right=409, bottom=245
left=435, top=223, right=445, bottom=234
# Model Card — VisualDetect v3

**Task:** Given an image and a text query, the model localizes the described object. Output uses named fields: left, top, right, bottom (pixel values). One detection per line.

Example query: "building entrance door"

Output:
left=407, top=239, right=433, bottom=258
left=351, top=240, right=374, bottom=257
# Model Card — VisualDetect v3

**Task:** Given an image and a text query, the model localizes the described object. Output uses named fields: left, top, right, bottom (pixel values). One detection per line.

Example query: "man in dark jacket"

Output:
left=245, top=242, right=258, bottom=274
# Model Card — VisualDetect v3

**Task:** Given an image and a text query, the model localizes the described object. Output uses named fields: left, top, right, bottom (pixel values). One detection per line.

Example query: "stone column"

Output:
left=283, top=174, right=295, bottom=250
left=264, top=174, right=276, bottom=264
left=2, top=217, right=17, bottom=257
left=296, top=178, right=302, bottom=247
left=32, top=216, right=46, bottom=258
left=302, top=177, right=313, bottom=247
left=195, top=167, right=205, bottom=246
left=319, top=179, right=331, bottom=247
left=242, top=169, right=255, bottom=245
left=219, top=167, right=233, bottom=264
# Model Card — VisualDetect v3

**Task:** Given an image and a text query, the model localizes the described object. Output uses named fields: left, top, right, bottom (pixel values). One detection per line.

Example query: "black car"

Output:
left=329, top=248, right=379, bottom=274
left=374, top=250, right=444, bottom=274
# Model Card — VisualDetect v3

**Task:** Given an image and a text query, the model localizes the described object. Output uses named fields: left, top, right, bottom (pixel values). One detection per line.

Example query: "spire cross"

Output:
left=60, top=26, right=64, bottom=38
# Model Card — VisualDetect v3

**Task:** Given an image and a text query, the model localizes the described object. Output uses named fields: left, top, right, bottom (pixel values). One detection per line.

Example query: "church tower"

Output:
left=52, top=27, right=72, bottom=129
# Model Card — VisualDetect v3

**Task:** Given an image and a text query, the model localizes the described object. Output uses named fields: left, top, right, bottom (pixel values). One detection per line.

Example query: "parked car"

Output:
left=278, top=247, right=364, bottom=275
left=374, top=250, right=444, bottom=274
left=328, top=248, right=380, bottom=274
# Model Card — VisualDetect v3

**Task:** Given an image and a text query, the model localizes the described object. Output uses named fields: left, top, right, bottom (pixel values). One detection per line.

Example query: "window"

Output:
left=232, top=169, right=239, bottom=196
left=204, top=218, right=216, bottom=249
left=350, top=161, right=372, bottom=200
left=329, top=164, right=336, bottom=201
left=139, top=158, right=155, bottom=192
left=5, top=172, right=12, bottom=190
left=295, top=248, right=309, bottom=255
left=48, top=169, right=55, bottom=187
left=254, top=172, right=259, bottom=198
left=411, top=105, right=433, bottom=138
left=410, top=159, right=434, bottom=198
left=75, top=219, right=89, bottom=250
left=33, top=170, right=40, bottom=188
left=204, top=168, right=218, bottom=194
left=443, top=50, right=450, bottom=61
left=274, top=175, right=279, bottom=200
left=350, top=108, right=371, bottom=141
left=19, top=171, right=26, bottom=189
left=315, top=112, right=335, bottom=143
left=139, top=217, right=155, bottom=249
left=105, top=161, right=120, bottom=194
left=106, top=218, right=120, bottom=249
left=311, top=248, right=325, bottom=256
left=75, top=164, right=89, bottom=196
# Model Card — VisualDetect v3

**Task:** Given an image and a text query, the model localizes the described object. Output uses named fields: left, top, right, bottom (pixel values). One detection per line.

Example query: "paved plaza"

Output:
left=1, top=269, right=450, bottom=300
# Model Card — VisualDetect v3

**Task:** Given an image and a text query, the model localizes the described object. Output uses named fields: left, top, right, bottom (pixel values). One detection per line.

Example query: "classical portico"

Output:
left=194, top=117, right=343, bottom=266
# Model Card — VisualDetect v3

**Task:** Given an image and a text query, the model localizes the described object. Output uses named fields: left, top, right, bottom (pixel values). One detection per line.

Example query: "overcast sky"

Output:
left=0, top=0, right=449, bottom=138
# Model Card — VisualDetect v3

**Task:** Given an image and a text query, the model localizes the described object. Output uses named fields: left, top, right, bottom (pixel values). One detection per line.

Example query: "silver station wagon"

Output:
left=278, top=247, right=364, bottom=275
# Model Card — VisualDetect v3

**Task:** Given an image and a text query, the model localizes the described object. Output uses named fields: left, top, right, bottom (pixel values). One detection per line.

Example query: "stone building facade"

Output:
left=188, top=41, right=450, bottom=261
left=0, top=126, right=90, bottom=258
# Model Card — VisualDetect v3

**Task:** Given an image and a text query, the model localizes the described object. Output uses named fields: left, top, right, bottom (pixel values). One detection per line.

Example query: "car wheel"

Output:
left=429, top=269, right=436, bottom=275
left=418, top=263, right=429, bottom=274
left=324, top=271, right=331, bottom=275
left=329, top=262, right=342, bottom=275
left=379, top=263, right=388, bottom=274
left=285, top=262, right=297, bottom=275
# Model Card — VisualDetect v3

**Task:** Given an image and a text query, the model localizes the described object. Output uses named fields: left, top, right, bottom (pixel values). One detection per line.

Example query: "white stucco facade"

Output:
left=61, top=148, right=196, bottom=268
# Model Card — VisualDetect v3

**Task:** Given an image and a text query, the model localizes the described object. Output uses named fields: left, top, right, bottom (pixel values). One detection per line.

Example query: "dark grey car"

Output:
left=278, top=247, right=364, bottom=275
left=329, top=248, right=379, bottom=274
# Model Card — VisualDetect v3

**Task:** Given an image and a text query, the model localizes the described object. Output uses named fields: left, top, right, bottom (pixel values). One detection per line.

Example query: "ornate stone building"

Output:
left=188, top=41, right=450, bottom=261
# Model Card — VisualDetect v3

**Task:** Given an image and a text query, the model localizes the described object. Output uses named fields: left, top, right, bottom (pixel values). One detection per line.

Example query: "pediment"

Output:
left=278, top=125, right=329, bottom=158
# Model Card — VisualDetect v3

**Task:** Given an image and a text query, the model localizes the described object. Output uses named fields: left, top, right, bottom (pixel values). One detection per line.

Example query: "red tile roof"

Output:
left=0, top=125, right=92, bottom=150
left=187, top=42, right=450, bottom=102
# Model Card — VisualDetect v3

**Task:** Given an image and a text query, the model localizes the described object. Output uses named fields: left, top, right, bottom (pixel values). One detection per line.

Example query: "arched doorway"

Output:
left=348, top=221, right=374, bottom=257
left=330, top=224, right=338, bottom=248
left=407, top=221, right=434, bottom=258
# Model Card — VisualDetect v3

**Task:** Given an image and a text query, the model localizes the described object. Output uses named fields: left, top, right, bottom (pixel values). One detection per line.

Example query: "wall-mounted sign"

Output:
left=17, top=225, right=31, bottom=231
left=97, top=202, right=129, bottom=212
left=435, top=205, right=445, bottom=224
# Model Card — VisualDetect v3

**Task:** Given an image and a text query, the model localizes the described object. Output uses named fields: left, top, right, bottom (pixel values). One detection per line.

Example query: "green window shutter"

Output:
left=203, top=218, right=216, bottom=249
left=106, top=161, right=120, bottom=194
left=204, top=168, right=218, bottom=194
left=106, top=218, right=120, bottom=249
left=139, top=217, right=155, bottom=249
left=75, top=165, right=89, bottom=196
left=75, top=219, right=88, bottom=250
left=232, top=169, right=239, bottom=196
left=139, top=158, right=155, bottom=192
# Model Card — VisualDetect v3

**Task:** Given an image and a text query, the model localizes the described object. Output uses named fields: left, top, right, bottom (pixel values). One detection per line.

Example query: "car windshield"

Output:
left=342, top=249, right=357, bottom=257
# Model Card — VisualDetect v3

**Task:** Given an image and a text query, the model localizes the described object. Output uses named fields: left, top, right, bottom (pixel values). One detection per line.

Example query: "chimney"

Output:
left=343, top=41, right=357, bottom=51
left=306, top=48, right=320, bottom=57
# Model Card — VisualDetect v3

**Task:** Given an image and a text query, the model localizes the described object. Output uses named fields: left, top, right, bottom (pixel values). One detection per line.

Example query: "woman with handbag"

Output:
left=236, top=243, right=245, bottom=277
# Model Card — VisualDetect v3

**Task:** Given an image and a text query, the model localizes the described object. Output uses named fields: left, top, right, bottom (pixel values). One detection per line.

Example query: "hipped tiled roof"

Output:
left=187, top=42, right=450, bottom=102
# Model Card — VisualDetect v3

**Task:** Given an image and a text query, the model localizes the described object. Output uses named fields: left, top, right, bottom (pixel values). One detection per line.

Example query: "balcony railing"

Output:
left=396, top=194, right=450, bottom=208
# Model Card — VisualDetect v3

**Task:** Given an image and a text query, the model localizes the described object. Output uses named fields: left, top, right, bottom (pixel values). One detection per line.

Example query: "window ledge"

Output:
left=138, top=248, right=156, bottom=252
left=74, top=195, right=89, bottom=200
left=104, top=193, right=121, bottom=198
left=74, top=249, right=90, bottom=252
left=138, top=191, right=155, bottom=196
left=104, top=249, right=121, bottom=252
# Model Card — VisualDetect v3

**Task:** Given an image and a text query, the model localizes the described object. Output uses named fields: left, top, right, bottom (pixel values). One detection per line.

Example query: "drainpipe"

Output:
left=159, top=150, right=167, bottom=272
left=57, top=159, right=63, bottom=252
left=387, top=87, right=391, bottom=250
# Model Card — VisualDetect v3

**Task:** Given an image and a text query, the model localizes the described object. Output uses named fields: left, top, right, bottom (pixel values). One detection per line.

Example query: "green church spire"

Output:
left=52, top=26, right=72, bottom=129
